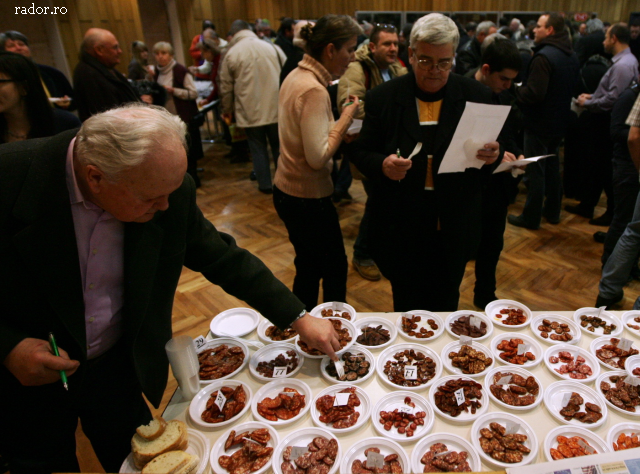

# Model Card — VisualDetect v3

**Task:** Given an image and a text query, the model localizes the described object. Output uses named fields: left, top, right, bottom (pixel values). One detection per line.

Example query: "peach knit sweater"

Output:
left=274, top=54, right=353, bottom=198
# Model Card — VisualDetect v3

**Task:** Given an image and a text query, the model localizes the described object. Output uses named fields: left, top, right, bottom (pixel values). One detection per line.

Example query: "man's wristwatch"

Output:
left=289, top=309, right=307, bottom=328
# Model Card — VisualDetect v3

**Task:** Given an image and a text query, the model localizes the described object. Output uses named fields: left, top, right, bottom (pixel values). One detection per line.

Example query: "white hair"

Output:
left=410, top=13, right=460, bottom=51
left=477, top=21, right=496, bottom=35
left=481, top=32, right=507, bottom=54
left=75, top=104, right=187, bottom=182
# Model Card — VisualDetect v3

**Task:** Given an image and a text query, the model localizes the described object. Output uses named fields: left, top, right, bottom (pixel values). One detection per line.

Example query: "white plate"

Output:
left=543, top=380, right=608, bottom=429
left=626, top=354, right=640, bottom=377
left=573, top=307, right=623, bottom=338
left=607, top=422, right=640, bottom=451
left=189, top=380, right=252, bottom=429
left=320, top=345, right=375, bottom=385
left=210, top=307, right=260, bottom=337
left=257, top=318, right=297, bottom=345
left=209, top=422, right=278, bottom=474
left=120, top=428, right=209, bottom=474
left=352, top=317, right=397, bottom=350
left=429, top=375, right=488, bottom=424
left=251, top=378, right=312, bottom=426
left=411, top=433, right=482, bottom=474
left=395, top=311, right=444, bottom=342
left=310, top=302, right=357, bottom=321
left=471, top=412, right=538, bottom=468
left=272, top=427, right=341, bottom=474
left=197, top=338, right=249, bottom=384
left=596, top=370, right=640, bottom=416
left=530, top=313, right=581, bottom=346
left=544, top=344, right=600, bottom=383
left=622, top=310, right=640, bottom=335
left=294, top=317, right=356, bottom=359
left=483, top=366, right=544, bottom=411
left=543, top=426, right=609, bottom=462
left=311, top=384, right=371, bottom=433
left=339, top=437, right=409, bottom=474
left=371, top=391, right=434, bottom=443
left=249, top=343, right=304, bottom=382
left=484, top=299, right=533, bottom=330
left=376, top=343, right=442, bottom=391
left=441, top=340, right=494, bottom=378
left=590, top=336, right=640, bottom=371
left=445, top=311, right=493, bottom=341
left=490, top=333, right=543, bottom=368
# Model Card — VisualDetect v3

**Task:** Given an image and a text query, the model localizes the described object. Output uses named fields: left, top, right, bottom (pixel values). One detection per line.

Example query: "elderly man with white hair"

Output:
left=0, top=104, right=340, bottom=474
left=352, top=13, right=501, bottom=312
left=455, top=19, right=498, bottom=74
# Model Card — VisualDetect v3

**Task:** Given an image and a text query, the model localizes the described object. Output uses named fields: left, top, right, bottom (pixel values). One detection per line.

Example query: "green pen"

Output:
left=48, top=332, right=69, bottom=390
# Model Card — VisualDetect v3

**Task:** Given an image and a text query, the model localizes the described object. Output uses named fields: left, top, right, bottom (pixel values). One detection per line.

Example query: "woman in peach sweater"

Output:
left=274, top=15, right=361, bottom=311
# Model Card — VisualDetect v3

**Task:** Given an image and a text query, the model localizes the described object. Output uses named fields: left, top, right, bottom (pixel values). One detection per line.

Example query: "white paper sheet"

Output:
left=571, top=97, right=585, bottom=118
left=493, top=154, right=554, bottom=174
left=438, top=102, right=511, bottom=174
left=348, top=119, right=362, bottom=135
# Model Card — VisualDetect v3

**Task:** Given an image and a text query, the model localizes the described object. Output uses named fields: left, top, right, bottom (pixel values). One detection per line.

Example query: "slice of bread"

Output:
left=141, top=450, right=191, bottom=474
left=175, top=454, right=199, bottom=474
left=136, top=417, right=167, bottom=441
left=132, top=420, right=188, bottom=469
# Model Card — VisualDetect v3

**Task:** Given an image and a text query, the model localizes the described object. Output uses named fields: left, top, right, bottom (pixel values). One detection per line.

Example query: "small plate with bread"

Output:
left=120, top=417, right=209, bottom=474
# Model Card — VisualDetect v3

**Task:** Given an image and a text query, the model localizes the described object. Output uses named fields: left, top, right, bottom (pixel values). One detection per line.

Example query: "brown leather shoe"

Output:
left=352, top=258, right=381, bottom=281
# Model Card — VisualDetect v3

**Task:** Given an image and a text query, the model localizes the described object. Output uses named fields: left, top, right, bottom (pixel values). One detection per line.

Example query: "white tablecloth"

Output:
left=162, top=311, right=636, bottom=472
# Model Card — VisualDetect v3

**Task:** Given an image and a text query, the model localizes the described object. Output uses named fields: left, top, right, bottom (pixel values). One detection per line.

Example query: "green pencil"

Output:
left=48, top=332, right=69, bottom=390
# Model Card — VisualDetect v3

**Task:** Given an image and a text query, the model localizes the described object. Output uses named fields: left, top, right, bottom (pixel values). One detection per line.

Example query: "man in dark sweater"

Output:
left=508, top=13, right=580, bottom=230
left=73, top=28, right=150, bottom=121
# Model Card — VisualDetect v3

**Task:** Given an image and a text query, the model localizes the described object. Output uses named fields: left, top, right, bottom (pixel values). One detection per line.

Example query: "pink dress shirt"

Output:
left=65, top=138, right=124, bottom=359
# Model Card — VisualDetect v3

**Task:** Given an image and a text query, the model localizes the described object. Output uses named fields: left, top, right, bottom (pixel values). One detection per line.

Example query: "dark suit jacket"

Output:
left=352, top=72, right=499, bottom=278
left=0, top=130, right=305, bottom=406
left=73, top=52, right=141, bottom=121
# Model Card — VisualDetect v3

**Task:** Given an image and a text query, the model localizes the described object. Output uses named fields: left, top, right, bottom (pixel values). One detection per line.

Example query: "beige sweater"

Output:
left=274, top=54, right=353, bottom=198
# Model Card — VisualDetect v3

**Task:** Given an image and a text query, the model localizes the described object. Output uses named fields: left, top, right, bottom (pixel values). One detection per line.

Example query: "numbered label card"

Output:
left=561, top=392, right=572, bottom=406
left=334, top=360, right=345, bottom=379
left=469, top=316, right=482, bottom=328
left=618, top=338, right=634, bottom=352
left=366, top=452, right=385, bottom=469
left=497, top=375, right=512, bottom=387
left=517, top=343, right=530, bottom=356
left=334, top=392, right=351, bottom=406
left=435, top=451, right=452, bottom=458
left=404, top=366, right=418, bottom=380
left=399, top=405, right=414, bottom=414
left=454, top=388, right=466, bottom=406
left=625, top=375, right=640, bottom=386
left=577, top=440, right=595, bottom=454
left=290, top=446, right=309, bottom=460
left=193, top=335, right=207, bottom=350
left=505, top=422, right=520, bottom=435
left=459, top=335, right=472, bottom=345
left=214, top=390, right=227, bottom=412
left=272, top=366, right=288, bottom=378
left=332, top=302, right=344, bottom=312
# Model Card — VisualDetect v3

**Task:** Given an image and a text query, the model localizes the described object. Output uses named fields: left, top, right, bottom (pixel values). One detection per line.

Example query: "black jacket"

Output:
left=0, top=130, right=305, bottom=406
left=455, top=37, right=481, bottom=75
left=517, top=31, right=580, bottom=137
left=352, top=73, right=500, bottom=275
left=73, top=51, right=140, bottom=121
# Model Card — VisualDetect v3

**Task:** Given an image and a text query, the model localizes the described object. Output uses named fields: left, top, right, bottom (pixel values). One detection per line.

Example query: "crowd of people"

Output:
left=2, top=10, right=640, bottom=473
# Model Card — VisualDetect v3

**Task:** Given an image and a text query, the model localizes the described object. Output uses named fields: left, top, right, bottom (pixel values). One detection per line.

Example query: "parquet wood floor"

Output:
left=76, top=140, right=640, bottom=471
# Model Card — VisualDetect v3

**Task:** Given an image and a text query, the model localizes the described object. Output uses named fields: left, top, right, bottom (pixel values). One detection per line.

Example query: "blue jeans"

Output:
left=520, top=132, right=562, bottom=227
left=600, top=190, right=640, bottom=309
left=245, top=124, right=279, bottom=190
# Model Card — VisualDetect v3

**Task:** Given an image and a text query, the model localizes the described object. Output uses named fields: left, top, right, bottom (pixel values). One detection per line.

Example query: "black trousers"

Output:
left=579, top=112, right=614, bottom=213
left=603, top=167, right=640, bottom=264
left=0, top=340, right=151, bottom=474
left=475, top=173, right=511, bottom=300
left=273, top=186, right=348, bottom=311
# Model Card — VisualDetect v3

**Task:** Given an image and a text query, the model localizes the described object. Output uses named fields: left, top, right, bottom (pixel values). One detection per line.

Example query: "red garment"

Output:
left=189, top=33, right=209, bottom=80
